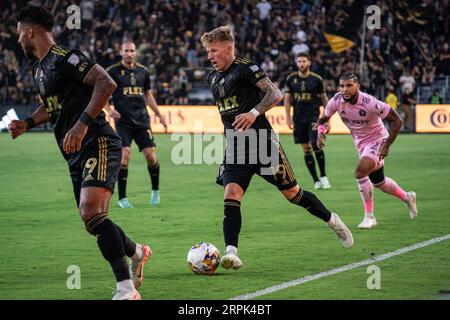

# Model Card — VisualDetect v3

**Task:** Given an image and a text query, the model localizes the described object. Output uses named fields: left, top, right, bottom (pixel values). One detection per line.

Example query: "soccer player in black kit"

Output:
left=284, top=53, right=331, bottom=190
left=201, top=26, right=353, bottom=270
left=105, top=42, right=167, bottom=208
left=9, top=5, right=151, bottom=299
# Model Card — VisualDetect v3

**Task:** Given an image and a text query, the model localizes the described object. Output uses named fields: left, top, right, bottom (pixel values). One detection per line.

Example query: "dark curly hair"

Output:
left=340, top=71, right=360, bottom=83
left=17, top=5, right=54, bottom=32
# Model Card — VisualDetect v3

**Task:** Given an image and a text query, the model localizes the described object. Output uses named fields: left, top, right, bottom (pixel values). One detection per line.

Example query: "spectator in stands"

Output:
left=385, top=86, right=399, bottom=111
left=421, top=60, right=436, bottom=85
left=428, top=89, right=443, bottom=104
left=400, top=87, right=416, bottom=132
left=0, top=0, right=449, bottom=106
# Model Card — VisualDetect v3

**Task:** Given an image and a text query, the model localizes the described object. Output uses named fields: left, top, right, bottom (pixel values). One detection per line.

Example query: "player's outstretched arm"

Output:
left=8, top=104, right=50, bottom=139
left=233, top=77, right=283, bottom=131
left=379, top=108, right=403, bottom=159
left=63, top=65, right=117, bottom=154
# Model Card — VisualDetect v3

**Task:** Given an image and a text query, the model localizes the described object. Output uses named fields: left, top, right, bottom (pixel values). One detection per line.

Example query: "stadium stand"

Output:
left=1, top=0, right=449, bottom=107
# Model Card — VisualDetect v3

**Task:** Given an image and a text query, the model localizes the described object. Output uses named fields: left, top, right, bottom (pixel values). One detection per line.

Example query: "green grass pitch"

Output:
left=0, top=132, right=449, bottom=300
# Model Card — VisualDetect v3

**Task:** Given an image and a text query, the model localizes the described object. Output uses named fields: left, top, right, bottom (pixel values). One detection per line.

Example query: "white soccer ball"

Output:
left=187, top=242, right=221, bottom=275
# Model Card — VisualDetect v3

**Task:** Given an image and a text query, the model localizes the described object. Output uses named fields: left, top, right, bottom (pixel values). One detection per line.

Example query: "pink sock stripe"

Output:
left=364, top=200, right=373, bottom=213
left=393, top=187, right=407, bottom=201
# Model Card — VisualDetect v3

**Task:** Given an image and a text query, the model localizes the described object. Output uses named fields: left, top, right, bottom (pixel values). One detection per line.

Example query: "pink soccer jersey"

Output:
left=324, top=91, right=391, bottom=149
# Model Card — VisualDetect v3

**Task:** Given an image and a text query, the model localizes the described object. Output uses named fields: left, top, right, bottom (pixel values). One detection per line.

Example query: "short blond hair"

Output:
left=201, top=25, right=235, bottom=47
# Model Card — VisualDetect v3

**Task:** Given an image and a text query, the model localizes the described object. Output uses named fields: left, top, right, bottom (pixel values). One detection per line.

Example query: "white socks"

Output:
left=226, top=245, right=238, bottom=255
left=116, top=279, right=134, bottom=292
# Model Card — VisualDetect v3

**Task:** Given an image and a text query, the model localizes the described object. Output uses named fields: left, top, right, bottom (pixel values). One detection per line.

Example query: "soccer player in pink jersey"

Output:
left=317, top=72, right=418, bottom=229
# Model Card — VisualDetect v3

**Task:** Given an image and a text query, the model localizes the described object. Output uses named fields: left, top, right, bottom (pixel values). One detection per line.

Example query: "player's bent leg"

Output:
left=80, top=187, right=141, bottom=299
left=221, top=183, right=244, bottom=270
left=282, top=185, right=353, bottom=248
left=143, top=147, right=160, bottom=206
left=355, top=157, right=377, bottom=228
left=370, top=169, right=418, bottom=220
left=117, top=147, right=133, bottom=208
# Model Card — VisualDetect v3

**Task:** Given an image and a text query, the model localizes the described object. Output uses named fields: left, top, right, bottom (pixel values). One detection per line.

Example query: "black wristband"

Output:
left=79, top=112, right=95, bottom=126
left=24, top=117, right=35, bottom=130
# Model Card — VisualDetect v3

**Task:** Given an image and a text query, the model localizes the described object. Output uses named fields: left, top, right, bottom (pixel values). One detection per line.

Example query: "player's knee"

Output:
left=147, top=155, right=158, bottom=167
left=79, top=198, right=100, bottom=222
left=121, top=148, right=131, bottom=164
left=303, top=147, right=313, bottom=155
left=369, top=167, right=385, bottom=186
left=283, top=184, right=300, bottom=200
left=355, top=166, right=371, bottom=179
left=224, top=185, right=243, bottom=202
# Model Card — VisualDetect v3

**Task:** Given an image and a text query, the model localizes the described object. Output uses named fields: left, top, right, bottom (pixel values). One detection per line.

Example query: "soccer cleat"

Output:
left=118, top=198, right=133, bottom=209
left=131, top=245, right=152, bottom=289
left=328, top=213, right=354, bottom=248
left=320, top=176, right=331, bottom=189
left=220, top=252, right=243, bottom=270
left=404, top=191, right=418, bottom=220
left=112, top=289, right=141, bottom=300
left=150, top=190, right=160, bottom=206
left=314, top=181, right=322, bottom=190
left=357, top=216, right=378, bottom=229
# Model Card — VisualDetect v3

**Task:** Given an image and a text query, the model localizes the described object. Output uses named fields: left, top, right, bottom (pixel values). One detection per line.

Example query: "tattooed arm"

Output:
left=232, top=77, right=283, bottom=131
left=63, top=65, right=117, bottom=154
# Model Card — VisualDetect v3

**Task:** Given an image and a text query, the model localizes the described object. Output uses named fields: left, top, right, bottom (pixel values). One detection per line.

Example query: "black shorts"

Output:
left=69, top=135, right=122, bottom=206
left=116, top=123, right=156, bottom=151
left=293, top=121, right=318, bottom=146
left=216, top=143, right=297, bottom=192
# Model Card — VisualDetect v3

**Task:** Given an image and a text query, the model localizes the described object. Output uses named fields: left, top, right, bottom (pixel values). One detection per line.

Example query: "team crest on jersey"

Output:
left=301, top=81, right=306, bottom=92
left=219, top=78, right=225, bottom=85
left=130, top=72, right=137, bottom=86
left=359, top=109, right=366, bottom=117
left=120, top=69, right=125, bottom=76
left=67, top=53, right=80, bottom=66
left=218, top=86, right=225, bottom=98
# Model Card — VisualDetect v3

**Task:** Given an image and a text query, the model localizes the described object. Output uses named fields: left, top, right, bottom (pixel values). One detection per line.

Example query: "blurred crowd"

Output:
left=1, top=0, right=449, bottom=106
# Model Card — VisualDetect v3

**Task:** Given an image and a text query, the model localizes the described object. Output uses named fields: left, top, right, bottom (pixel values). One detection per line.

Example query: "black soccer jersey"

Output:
left=207, top=57, right=272, bottom=131
left=32, top=44, right=117, bottom=163
left=207, top=57, right=279, bottom=164
left=285, top=72, right=325, bottom=124
left=106, top=62, right=151, bottom=128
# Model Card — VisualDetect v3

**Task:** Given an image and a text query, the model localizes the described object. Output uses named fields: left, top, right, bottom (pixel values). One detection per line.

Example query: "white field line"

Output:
left=230, top=234, right=450, bottom=300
